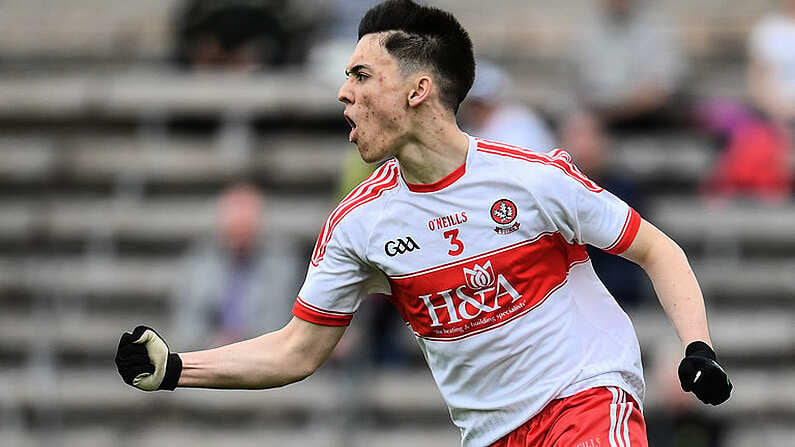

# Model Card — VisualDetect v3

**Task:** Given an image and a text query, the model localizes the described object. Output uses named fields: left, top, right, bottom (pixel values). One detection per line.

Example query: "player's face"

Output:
left=338, top=34, right=413, bottom=163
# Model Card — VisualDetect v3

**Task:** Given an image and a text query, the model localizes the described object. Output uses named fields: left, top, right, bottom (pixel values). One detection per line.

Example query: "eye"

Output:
left=344, top=69, right=370, bottom=83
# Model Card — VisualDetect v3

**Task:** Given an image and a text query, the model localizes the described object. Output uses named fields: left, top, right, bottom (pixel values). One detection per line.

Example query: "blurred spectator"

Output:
left=694, top=0, right=795, bottom=203
left=698, top=102, right=792, bottom=201
left=749, top=0, right=795, bottom=126
left=560, top=110, right=646, bottom=309
left=172, top=0, right=314, bottom=71
left=460, top=61, right=555, bottom=150
left=172, top=183, right=302, bottom=350
left=571, top=0, right=687, bottom=131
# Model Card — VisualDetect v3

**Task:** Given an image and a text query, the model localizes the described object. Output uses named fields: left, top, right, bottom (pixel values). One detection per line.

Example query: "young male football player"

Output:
left=116, top=2, right=732, bottom=446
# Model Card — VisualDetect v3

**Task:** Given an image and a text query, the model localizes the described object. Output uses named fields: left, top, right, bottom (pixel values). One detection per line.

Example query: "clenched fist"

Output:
left=115, top=325, right=182, bottom=391
left=678, top=341, right=732, bottom=405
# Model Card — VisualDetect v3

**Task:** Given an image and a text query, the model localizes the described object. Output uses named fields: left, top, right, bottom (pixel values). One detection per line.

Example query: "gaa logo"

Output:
left=463, top=261, right=495, bottom=290
left=491, top=199, right=521, bottom=234
left=385, top=236, right=421, bottom=257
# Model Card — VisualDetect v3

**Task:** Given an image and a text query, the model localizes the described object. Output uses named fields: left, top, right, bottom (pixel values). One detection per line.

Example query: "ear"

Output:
left=407, top=75, right=433, bottom=108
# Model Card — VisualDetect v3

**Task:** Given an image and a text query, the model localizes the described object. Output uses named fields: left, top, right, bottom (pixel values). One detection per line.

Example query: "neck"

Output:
left=395, top=115, right=469, bottom=185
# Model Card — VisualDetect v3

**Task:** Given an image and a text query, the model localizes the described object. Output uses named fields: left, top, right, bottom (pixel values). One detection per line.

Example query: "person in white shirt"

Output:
left=749, top=0, right=795, bottom=125
left=459, top=61, right=555, bottom=151
left=116, top=2, right=732, bottom=446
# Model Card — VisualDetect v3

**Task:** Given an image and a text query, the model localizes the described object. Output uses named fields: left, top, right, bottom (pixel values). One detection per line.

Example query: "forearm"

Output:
left=177, top=318, right=345, bottom=389
left=178, top=331, right=311, bottom=389
left=642, top=239, right=712, bottom=348
left=622, top=220, right=712, bottom=348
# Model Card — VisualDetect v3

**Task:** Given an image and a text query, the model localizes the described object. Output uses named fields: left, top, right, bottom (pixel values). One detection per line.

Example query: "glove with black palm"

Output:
left=678, top=341, right=732, bottom=405
left=115, top=325, right=182, bottom=391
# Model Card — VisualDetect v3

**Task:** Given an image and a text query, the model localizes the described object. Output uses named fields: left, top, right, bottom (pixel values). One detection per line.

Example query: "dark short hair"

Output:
left=358, top=0, right=475, bottom=113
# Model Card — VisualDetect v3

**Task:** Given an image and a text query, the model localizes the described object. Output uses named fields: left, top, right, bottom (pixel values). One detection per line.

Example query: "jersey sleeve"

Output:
left=293, top=220, right=376, bottom=327
left=534, top=150, right=641, bottom=254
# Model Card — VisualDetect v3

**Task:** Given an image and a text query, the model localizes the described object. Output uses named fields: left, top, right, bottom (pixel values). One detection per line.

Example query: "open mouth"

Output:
left=344, top=114, right=358, bottom=142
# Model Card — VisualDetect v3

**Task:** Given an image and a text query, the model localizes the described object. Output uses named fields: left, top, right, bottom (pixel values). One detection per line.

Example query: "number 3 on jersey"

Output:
left=443, top=229, right=464, bottom=256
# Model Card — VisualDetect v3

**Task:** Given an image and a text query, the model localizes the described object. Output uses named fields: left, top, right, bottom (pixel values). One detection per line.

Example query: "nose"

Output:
left=337, top=80, right=353, bottom=105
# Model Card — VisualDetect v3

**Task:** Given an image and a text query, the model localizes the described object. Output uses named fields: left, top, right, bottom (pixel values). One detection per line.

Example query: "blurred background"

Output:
left=0, top=0, right=793, bottom=446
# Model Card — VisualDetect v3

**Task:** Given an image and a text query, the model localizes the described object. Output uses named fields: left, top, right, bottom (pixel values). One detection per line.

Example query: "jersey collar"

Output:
left=402, top=134, right=474, bottom=193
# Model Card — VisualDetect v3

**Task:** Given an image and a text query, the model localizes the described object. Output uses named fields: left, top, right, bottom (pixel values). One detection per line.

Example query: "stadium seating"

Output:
left=0, top=2, right=792, bottom=447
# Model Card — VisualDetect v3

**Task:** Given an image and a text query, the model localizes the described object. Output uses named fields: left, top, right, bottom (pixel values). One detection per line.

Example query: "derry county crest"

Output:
left=491, top=199, right=520, bottom=234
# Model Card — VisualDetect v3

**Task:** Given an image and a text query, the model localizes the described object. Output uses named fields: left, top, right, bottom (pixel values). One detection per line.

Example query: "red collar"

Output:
left=404, top=161, right=466, bottom=193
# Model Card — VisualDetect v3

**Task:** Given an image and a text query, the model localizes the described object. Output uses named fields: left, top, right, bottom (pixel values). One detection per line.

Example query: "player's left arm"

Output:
left=619, top=217, right=733, bottom=405
left=619, top=218, right=710, bottom=347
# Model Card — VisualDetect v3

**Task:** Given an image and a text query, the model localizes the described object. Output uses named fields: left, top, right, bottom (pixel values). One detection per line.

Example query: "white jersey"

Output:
left=294, top=136, right=645, bottom=447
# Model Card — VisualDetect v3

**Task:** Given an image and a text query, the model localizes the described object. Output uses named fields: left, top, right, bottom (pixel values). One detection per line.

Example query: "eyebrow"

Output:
left=345, top=64, right=372, bottom=77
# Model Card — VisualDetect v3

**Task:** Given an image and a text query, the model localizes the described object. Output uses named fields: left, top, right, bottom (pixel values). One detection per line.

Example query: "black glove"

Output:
left=115, top=325, right=182, bottom=391
left=678, top=341, right=732, bottom=405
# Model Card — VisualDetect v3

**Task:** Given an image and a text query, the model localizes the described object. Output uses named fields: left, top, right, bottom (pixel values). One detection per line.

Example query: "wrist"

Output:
left=685, top=340, right=716, bottom=360
left=159, top=353, right=183, bottom=391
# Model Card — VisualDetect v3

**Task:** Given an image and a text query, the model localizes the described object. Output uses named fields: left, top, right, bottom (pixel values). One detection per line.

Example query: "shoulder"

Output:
left=473, top=137, right=554, bottom=175
left=310, top=159, right=401, bottom=266
left=473, top=138, right=603, bottom=193
left=474, top=137, right=544, bottom=161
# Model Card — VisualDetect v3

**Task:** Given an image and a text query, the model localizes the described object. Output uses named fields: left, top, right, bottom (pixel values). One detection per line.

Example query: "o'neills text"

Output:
left=428, top=211, right=468, bottom=231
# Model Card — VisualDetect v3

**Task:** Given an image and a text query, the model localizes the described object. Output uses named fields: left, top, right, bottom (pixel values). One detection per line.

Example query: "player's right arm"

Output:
left=178, top=317, right=345, bottom=389
left=115, top=317, right=345, bottom=391
left=117, top=165, right=393, bottom=392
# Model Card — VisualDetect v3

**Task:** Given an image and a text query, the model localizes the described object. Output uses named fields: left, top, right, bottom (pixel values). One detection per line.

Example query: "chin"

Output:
left=359, top=153, right=382, bottom=164
left=357, top=144, right=383, bottom=164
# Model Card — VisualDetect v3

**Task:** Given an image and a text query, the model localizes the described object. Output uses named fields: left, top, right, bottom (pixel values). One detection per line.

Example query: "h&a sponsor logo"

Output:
left=418, top=260, right=523, bottom=328
left=462, top=261, right=495, bottom=290
left=385, top=236, right=421, bottom=257
left=491, top=198, right=520, bottom=234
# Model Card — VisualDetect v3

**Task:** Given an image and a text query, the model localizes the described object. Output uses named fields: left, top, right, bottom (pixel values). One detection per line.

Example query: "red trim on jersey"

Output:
left=292, top=297, right=353, bottom=326
left=405, top=161, right=466, bottom=192
left=605, top=207, right=641, bottom=255
left=388, top=233, right=590, bottom=341
left=476, top=140, right=603, bottom=193
left=311, top=160, right=400, bottom=266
